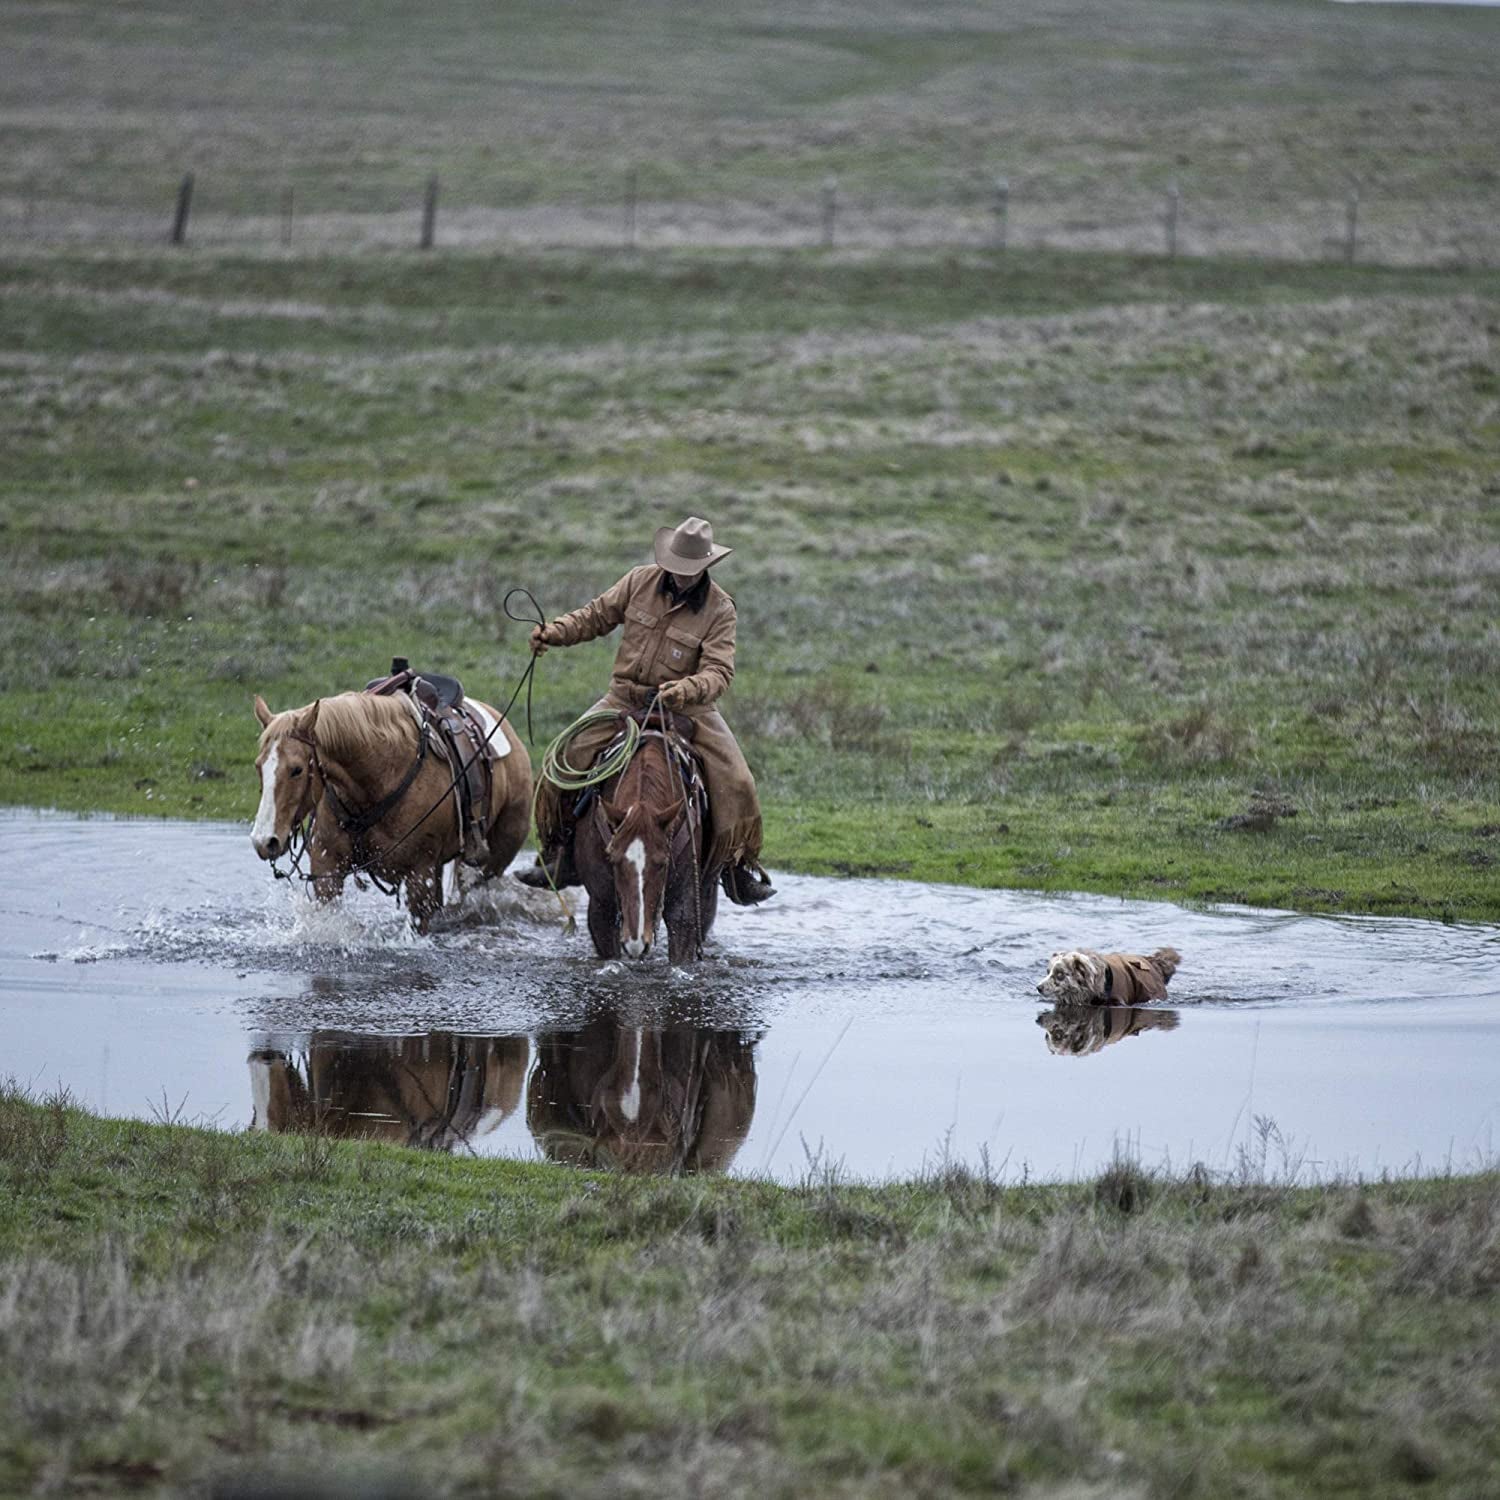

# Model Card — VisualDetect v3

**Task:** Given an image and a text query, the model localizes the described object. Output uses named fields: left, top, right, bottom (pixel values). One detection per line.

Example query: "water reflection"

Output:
left=249, top=1033, right=528, bottom=1150
left=1037, top=1005, right=1181, bottom=1057
left=249, top=1011, right=760, bottom=1172
left=528, top=1016, right=759, bottom=1174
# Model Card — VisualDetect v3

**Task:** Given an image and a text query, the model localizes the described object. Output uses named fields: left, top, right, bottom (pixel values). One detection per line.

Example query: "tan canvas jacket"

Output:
left=547, top=565, right=736, bottom=709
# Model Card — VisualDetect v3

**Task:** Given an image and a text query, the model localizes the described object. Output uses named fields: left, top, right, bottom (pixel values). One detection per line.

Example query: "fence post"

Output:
left=821, top=174, right=837, bottom=248
left=624, top=167, right=638, bottom=250
left=992, top=175, right=1009, bottom=249
left=280, top=186, right=294, bottom=247
left=420, top=174, right=439, bottom=250
left=1344, top=187, right=1359, bottom=265
left=170, top=173, right=194, bottom=246
left=1165, top=183, right=1180, bottom=258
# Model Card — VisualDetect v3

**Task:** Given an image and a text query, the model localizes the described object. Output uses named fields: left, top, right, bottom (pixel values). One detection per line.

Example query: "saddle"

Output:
left=364, top=658, right=501, bottom=866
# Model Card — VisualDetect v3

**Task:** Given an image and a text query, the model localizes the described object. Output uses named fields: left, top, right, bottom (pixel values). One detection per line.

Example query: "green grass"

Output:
left=2, top=246, right=1497, bottom=919
left=1, top=1088, right=1497, bottom=1498
left=4, top=0, right=1499, bottom=263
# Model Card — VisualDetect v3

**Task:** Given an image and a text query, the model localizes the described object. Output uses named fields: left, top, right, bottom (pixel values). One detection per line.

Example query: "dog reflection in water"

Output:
left=1037, top=1005, right=1180, bottom=1057
left=250, top=1033, right=528, bottom=1151
left=528, top=1016, right=758, bottom=1175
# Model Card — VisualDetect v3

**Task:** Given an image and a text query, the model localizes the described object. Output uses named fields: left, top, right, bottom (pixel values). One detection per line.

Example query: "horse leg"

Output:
left=586, top=884, right=621, bottom=959
left=405, top=860, right=444, bottom=934
left=665, top=866, right=704, bottom=964
left=308, top=843, right=346, bottom=905
left=698, top=865, right=720, bottom=943
left=483, top=780, right=532, bottom=882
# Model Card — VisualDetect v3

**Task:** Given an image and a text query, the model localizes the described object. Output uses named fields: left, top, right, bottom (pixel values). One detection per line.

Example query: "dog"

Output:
left=1037, top=1004, right=1180, bottom=1057
left=1037, top=947, right=1181, bottom=1006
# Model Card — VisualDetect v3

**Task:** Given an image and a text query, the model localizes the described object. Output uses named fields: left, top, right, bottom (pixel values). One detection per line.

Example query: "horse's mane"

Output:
left=611, top=736, right=680, bottom=834
left=266, top=691, right=421, bottom=765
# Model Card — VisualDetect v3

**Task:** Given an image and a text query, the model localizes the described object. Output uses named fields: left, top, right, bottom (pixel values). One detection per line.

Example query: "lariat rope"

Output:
left=529, top=707, right=643, bottom=928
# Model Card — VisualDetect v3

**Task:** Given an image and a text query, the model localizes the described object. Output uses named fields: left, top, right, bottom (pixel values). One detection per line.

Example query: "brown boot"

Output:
left=722, top=860, right=775, bottom=906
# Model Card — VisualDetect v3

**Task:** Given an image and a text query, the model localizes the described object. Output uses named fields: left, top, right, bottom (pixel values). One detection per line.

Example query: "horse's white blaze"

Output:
left=623, top=836, right=647, bottom=956
left=468, top=702, right=512, bottom=761
left=251, top=741, right=281, bottom=846
left=249, top=1057, right=273, bottom=1130
left=619, top=1028, right=643, bottom=1122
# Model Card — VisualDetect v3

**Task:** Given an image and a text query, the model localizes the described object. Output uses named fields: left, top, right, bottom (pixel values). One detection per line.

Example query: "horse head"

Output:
left=599, top=792, right=685, bottom=959
left=250, top=693, right=320, bottom=860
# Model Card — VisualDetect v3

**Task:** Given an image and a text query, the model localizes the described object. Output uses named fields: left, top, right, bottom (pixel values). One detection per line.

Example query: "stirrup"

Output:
left=722, top=860, right=775, bottom=906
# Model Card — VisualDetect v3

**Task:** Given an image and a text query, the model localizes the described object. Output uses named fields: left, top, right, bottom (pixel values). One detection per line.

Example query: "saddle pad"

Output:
left=463, top=700, right=512, bottom=761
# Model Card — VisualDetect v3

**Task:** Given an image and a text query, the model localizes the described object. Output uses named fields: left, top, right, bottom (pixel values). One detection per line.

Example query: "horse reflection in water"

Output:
left=250, top=1033, right=529, bottom=1151
left=1037, top=1005, right=1180, bottom=1057
left=528, top=1015, right=757, bottom=1174
left=249, top=1015, right=758, bottom=1172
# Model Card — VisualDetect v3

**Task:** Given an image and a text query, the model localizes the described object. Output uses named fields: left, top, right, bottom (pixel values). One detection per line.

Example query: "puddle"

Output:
left=2, top=808, right=1497, bottom=1182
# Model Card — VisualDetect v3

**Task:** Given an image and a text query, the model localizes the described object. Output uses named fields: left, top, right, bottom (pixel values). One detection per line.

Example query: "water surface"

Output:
left=2, top=809, right=1496, bottom=1182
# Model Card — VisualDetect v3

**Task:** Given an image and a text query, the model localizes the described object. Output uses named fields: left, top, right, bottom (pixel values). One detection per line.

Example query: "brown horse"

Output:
left=251, top=690, right=532, bottom=930
left=573, top=729, right=717, bottom=963
left=527, top=1014, right=757, bottom=1174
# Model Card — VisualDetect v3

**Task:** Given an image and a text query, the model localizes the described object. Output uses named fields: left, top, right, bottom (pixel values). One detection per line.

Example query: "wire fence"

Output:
left=4, top=170, right=1497, bottom=269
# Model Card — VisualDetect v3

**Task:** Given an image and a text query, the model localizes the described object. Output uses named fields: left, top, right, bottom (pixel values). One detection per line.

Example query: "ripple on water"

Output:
left=2, top=808, right=1498, bottom=1181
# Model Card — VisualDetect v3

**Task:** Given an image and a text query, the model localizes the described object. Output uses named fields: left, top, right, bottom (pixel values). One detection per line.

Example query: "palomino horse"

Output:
left=251, top=690, right=532, bottom=929
left=528, top=1012, right=757, bottom=1174
left=573, top=725, right=716, bottom=963
left=250, top=1031, right=528, bottom=1150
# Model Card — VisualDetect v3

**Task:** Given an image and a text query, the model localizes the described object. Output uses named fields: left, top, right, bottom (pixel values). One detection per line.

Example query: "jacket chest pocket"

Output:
left=620, top=604, right=664, bottom=678
left=663, top=625, right=703, bottom=677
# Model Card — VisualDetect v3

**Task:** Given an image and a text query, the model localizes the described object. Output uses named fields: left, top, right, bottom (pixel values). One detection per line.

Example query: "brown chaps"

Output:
left=534, top=691, right=763, bottom=874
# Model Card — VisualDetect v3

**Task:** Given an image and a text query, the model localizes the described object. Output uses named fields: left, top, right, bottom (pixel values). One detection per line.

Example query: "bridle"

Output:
left=268, top=720, right=432, bottom=897
left=263, top=586, right=550, bottom=901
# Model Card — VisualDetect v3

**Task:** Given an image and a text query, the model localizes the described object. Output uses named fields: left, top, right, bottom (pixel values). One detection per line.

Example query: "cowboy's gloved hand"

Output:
left=654, top=680, right=692, bottom=712
left=530, top=624, right=558, bottom=656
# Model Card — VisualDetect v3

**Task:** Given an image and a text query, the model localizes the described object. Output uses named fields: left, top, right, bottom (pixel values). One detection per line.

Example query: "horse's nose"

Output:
left=624, top=937, right=647, bottom=959
left=1036, top=981, right=1048, bottom=995
left=252, top=833, right=280, bottom=860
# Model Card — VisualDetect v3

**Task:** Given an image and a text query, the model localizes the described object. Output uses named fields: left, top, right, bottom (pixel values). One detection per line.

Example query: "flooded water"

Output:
left=2, top=809, right=1497, bottom=1182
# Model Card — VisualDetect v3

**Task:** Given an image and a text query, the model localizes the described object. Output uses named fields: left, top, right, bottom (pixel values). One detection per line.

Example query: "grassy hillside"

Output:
left=2, top=0, right=1498, bottom=260
left=2, top=1089, right=1497, bottom=1498
left=2, top=247, right=1498, bottom=919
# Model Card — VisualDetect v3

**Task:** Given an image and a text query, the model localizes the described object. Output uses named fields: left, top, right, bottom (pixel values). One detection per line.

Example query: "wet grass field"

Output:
left=5, top=0, right=1499, bottom=261
left=2, top=1088, right=1498, bottom=1499
left=2, top=248, right=1497, bottom=918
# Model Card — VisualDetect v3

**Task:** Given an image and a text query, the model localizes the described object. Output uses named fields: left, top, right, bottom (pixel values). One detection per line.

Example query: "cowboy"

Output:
left=518, top=516, right=775, bottom=905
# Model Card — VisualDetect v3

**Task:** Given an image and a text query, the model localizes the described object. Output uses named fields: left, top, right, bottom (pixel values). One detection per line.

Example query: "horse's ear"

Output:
left=303, top=698, right=321, bottom=733
left=254, top=694, right=273, bottom=727
left=657, top=797, right=686, bottom=829
left=600, top=796, right=622, bottom=827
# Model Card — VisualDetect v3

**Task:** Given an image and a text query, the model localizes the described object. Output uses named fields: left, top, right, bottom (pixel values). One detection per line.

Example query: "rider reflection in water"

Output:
left=527, top=1015, right=758, bottom=1175
left=520, top=515, right=774, bottom=907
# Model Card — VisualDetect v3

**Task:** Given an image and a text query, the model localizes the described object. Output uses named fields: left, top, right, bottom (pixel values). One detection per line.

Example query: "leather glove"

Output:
left=530, top=624, right=558, bottom=656
left=654, top=679, right=692, bottom=711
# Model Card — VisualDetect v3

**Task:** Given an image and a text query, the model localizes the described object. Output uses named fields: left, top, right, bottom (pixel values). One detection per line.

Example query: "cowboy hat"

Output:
left=654, top=515, right=731, bottom=576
